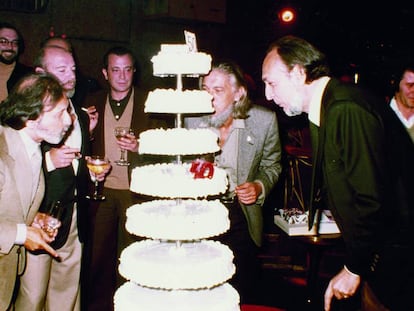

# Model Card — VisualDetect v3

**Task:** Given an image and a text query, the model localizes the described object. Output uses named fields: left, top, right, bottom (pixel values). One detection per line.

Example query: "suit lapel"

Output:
left=3, top=128, right=33, bottom=217
left=237, top=124, right=256, bottom=184
left=308, top=94, right=327, bottom=231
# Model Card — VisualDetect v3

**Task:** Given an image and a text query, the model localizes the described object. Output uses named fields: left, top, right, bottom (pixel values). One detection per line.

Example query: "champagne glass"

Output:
left=42, top=200, right=63, bottom=236
left=86, top=156, right=110, bottom=200
left=114, top=127, right=133, bottom=166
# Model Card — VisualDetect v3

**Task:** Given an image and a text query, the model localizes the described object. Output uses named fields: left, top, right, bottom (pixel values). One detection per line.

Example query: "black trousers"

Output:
left=214, top=199, right=260, bottom=305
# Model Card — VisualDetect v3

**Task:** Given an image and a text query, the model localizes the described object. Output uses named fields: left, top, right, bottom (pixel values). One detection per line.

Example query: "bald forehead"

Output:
left=43, top=47, right=74, bottom=64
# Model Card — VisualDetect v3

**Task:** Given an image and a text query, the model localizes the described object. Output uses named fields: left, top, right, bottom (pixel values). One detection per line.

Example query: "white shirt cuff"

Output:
left=45, top=151, right=56, bottom=172
left=16, top=224, right=27, bottom=245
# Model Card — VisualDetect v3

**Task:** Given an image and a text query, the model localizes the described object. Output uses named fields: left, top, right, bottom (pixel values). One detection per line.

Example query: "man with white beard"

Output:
left=185, top=60, right=282, bottom=304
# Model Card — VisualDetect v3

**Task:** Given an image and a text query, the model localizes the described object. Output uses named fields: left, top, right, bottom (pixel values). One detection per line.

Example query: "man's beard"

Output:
left=208, top=104, right=234, bottom=128
left=66, top=89, right=75, bottom=98
left=0, top=52, right=17, bottom=65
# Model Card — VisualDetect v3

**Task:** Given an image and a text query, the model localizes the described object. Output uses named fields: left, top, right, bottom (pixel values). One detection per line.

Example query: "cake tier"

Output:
left=130, top=163, right=228, bottom=198
left=138, top=128, right=219, bottom=155
left=114, top=282, right=240, bottom=311
left=145, top=89, right=214, bottom=114
left=126, top=199, right=229, bottom=240
left=151, top=44, right=211, bottom=76
left=119, top=240, right=235, bottom=290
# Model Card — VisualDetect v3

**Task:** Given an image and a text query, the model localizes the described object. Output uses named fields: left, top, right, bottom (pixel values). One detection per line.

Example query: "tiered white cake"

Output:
left=114, top=41, right=240, bottom=311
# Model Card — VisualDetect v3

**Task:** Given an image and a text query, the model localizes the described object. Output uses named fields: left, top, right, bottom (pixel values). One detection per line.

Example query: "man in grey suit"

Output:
left=185, top=60, right=282, bottom=304
left=0, top=73, right=71, bottom=311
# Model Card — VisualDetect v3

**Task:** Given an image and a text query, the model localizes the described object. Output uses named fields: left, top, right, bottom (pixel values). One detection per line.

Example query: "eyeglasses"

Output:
left=0, top=38, right=19, bottom=47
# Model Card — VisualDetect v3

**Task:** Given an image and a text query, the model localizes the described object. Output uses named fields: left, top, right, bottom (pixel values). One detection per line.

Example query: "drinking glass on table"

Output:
left=114, top=127, right=133, bottom=166
left=86, top=155, right=110, bottom=200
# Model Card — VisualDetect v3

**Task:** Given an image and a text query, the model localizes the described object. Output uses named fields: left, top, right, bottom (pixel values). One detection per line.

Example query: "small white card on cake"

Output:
left=184, top=30, right=197, bottom=52
left=274, top=209, right=340, bottom=236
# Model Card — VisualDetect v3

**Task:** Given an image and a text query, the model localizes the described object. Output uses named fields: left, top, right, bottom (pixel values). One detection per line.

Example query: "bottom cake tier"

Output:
left=118, top=239, right=235, bottom=290
left=114, top=282, right=240, bottom=311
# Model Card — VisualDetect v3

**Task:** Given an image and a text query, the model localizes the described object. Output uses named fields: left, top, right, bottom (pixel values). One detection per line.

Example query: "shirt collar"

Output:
left=390, top=96, right=414, bottom=128
left=308, top=76, right=331, bottom=127
left=19, top=129, right=41, bottom=158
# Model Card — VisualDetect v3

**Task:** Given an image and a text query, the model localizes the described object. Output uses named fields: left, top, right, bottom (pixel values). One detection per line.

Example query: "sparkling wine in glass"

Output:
left=114, top=127, right=133, bottom=166
left=86, top=156, right=110, bottom=200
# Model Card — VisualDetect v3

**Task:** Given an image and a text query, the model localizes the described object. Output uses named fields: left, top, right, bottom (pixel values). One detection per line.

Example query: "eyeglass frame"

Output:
left=0, top=38, right=20, bottom=47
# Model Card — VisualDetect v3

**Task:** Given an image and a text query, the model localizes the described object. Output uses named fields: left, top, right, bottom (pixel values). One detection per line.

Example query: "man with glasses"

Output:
left=0, top=22, right=32, bottom=102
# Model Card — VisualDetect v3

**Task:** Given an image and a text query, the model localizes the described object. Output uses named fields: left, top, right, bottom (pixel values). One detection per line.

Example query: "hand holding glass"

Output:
left=86, top=156, right=110, bottom=200
left=114, top=127, right=133, bottom=166
left=41, top=200, right=63, bottom=237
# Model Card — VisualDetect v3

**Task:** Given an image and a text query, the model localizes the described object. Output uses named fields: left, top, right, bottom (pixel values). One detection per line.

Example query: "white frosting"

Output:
left=126, top=199, right=229, bottom=240
left=119, top=240, right=235, bottom=290
left=114, top=282, right=240, bottom=311
left=151, top=45, right=212, bottom=76
left=130, top=163, right=228, bottom=198
left=138, top=128, right=219, bottom=155
left=145, top=89, right=214, bottom=114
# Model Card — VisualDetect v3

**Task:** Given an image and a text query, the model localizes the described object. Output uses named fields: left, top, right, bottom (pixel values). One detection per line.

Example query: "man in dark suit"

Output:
left=0, top=73, right=71, bottom=311
left=262, top=35, right=414, bottom=311
left=15, top=46, right=97, bottom=311
left=0, top=22, right=32, bottom=102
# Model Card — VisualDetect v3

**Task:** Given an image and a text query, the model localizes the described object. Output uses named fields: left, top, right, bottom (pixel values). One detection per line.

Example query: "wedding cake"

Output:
left=151, top=44, right=212, bottom=76
left=145, top=89, right=214, bottom=114
left=114, top=34, right=240, bottom=311
left=138, top=128, right=220, bottom=155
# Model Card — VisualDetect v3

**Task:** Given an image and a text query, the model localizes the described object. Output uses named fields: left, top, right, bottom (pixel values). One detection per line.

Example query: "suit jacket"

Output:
left=310, top=78, right=414, bottom=309
left=186, top=105, right=282, bottom=246
left=85, top=87, right=171, bottom=181
left=0, top=126, right=45, bottom=311
left=39, top=101, right=91, bottom=249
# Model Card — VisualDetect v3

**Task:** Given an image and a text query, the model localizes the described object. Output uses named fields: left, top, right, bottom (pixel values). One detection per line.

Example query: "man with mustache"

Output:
left=0, top=22, right=32, bottom=102
left=0, top=73, right=71, bottom=311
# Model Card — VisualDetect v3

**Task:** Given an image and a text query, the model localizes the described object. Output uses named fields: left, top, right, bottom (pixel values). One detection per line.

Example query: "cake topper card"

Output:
left=184, top=30, right=197, bottom=52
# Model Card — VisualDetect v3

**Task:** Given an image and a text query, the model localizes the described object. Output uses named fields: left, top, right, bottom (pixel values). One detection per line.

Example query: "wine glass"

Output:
left=114, top=127, right=133, bottom=166
left=86, top=156, right=110, bottom=200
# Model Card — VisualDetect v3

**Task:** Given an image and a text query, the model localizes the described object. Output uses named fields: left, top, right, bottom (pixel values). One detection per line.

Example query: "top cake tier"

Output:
left=151, top=44, right=212, bottom=77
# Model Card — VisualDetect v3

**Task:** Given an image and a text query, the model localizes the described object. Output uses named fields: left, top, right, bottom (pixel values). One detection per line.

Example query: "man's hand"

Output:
left=116, top=132, right=138, bottom=153
left=82, top=106, right=98, bottom=133
left=324, top=267, right=361, bottom=311
left=24, top=226, right=60, bottom=258
left=235, top=182, right=262, bottom=205
left=49, top=145, right=80, bottom=168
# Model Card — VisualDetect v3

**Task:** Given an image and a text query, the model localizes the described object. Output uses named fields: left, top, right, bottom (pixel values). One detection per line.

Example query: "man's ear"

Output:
left=35, top=67, right=45, bottom=74
left=290, top=64, right=306, bottom=84
left=102, top=68, right=108, bottom=80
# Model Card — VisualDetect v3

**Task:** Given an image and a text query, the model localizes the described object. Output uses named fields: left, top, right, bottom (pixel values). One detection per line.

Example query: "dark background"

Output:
left=1, top=0, right=413, bottom=100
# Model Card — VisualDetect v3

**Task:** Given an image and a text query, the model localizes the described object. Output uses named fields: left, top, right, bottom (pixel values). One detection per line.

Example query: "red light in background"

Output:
left=279, top=7, right=296, bottom=24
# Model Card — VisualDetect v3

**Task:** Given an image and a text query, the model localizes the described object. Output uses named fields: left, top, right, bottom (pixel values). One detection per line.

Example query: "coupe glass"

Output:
left=86, top=156, right=110, bottom=200
left=114, top=127, right=133, bottom=166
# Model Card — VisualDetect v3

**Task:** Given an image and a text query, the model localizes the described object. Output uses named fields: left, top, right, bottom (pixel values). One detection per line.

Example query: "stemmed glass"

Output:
left=86, top=155, right=110, bottom=200
left=114, top=127, right=133, bottom=166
